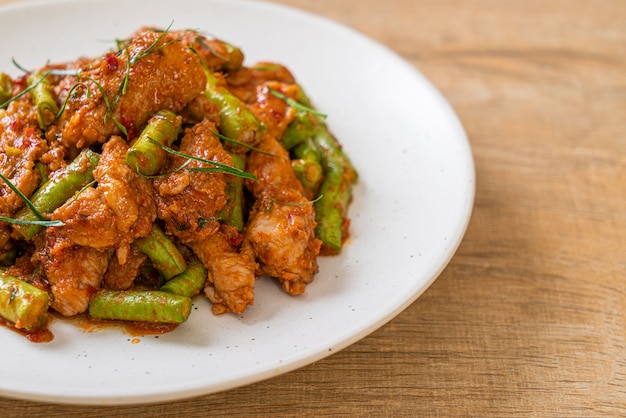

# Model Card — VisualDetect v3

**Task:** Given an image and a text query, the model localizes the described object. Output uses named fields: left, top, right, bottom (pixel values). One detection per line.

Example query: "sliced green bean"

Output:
left=88, top=290, right=191, bottom=324
left=14, top=149, right=100, bottom=239
left=28, top=72, right=59, bottom=130
left=288, top=88, right=358, bottom=253
left=34, top=162, right=49, bottom=185
left=0, top=272, right=49, bottom=331
left=221, top=42, right=244, bottom=72
left=191, top=35, right=244, bottom=72
left=160, top=259, right=207, bottom=298
left=217, top=153, right=246, bottom=231
left=133, top=224, right=187, bottom=280
left=281, top=111, right=318, bottom=150
left=291, top=138, right=324, bottom=196
left=0, top=73, right=13, bottom=105
left=126, top=110, right=182, bottom=176
left=204, top=71, right=263, bottom=148
left=313, top=126, right=358, bottom=253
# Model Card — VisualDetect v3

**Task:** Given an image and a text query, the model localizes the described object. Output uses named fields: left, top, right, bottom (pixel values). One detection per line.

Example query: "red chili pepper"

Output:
left=105, top=54, right=119, bottom=72
left=23, top=127, right=36, bottom=137
left=17, top=127, right=39, bottom=149
left=229, top=233, right=244, bottom=247
left=120, top=114, right=136, bottom=139
left=9, top=118, right=21, bottom=132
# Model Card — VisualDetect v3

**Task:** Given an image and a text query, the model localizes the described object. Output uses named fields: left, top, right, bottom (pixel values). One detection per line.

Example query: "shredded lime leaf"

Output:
left=147, top=137, right=257, bottom=180
left=56, top=81, right=89, bottom=119
left=194, top=36, right=229, bottom=61
left=0, top=217, right=63, bottom=227
left=211, top=130, right=275, bottom=157
left=139, top=159, right=193, bottom=179
left=268, top=87, right=327, bottom=119
left=0, top=173, right=46, bottom=221
left=88, top=76, right=128, bottom=137
left=269, top=194, right=323, bottom=206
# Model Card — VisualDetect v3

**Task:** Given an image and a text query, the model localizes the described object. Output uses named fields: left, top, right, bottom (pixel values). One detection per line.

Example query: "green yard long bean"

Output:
left=89, top=290, right=191, bottom=324
left=0, top=272, right=49, bottom=331
left=28, top=72, right=59, bottom=130
left=281, top=111, right=318, bottom=151
left=126, top=109, right=182, bottom=176
left=282, top=88, right=358, bottom=253
left=220, top=42, right=244, bottom=72
left=217, top=153, right=246, bottom=231
left=291, top=138, right=324, bottom=198
left=0, top=72, right=13, bottom=105
left=312, top=125, right=358, bottom=253
left=204, top=71, right=264, bottom=149
left=133, top=224, right=187, bottom=280
left=14, top=149, right=100, bottom=239
left=160, top=259, right=207, bottom=298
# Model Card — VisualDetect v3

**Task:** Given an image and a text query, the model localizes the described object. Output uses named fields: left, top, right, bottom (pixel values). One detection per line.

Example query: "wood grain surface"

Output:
left=1, top=0, right=625, bottom=416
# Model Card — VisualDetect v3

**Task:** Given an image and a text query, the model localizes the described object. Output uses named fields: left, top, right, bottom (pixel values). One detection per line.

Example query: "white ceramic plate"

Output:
left=0, top=0, right=474, bottom=405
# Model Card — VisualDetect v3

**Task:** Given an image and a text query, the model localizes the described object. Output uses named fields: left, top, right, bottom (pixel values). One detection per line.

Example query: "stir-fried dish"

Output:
left=0, top=27, right=357, bottom=342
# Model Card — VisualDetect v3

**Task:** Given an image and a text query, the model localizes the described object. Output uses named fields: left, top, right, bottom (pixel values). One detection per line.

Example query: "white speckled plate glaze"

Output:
left=0, top=0, right=474, bottom=405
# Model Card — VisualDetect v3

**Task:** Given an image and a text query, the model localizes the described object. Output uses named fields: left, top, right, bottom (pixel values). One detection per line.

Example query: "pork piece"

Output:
left=245, top=135, right=321, bottom=295
left=0, top=100, right=48, bottom=215
left=35, top=232, right=111, bottom=316
left=247, top=81, right=299, bottom=140
left=248, top=62, right=297, bottom=86
left=38, top=137, right=155, bottom=314
left=47, top=28, right=207, bottom=149
left=179, top=95, right=221, bottom=126
left=173, top=30, right=244, bottom=73
left=188, top=226, right=257, bottom=315
left=50, top=136, right=155, bottom=263
left=92, top=136, right=156, bottom=263
left=49, top=187, right=117, bottom=247
left=225, top=62, right=297, bottom=104
left=0, top=224, right=13, bottom=264
left=4, top=248, right=49, bottom=293
left=153, top=119, right=230, bottom=244
left=102, top=245, right=147, bottom=291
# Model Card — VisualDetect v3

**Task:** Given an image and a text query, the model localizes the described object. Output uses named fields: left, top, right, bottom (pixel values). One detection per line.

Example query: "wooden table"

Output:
left=1, top=0, right=625, bottom=415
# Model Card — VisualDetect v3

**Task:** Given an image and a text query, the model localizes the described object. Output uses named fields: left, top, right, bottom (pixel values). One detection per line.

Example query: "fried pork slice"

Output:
left=224, top=62, right=297, bottom=104
left=153, top=119, right=230, bottom=244
left=35, top=232, right=111, bottom=316
left=0, top=100, right=48, bottom=215
left=179, top=95, right=221, bottom=126
left=173, top=30, right=244, bottom=73
left=93, top=136, right=156, bottom=263
left=48, top=28, right=207, bottom=149
left=102, top=245, right=147, bottom=291
left=39, top=136, right=156, bottom=314
left=49, top=187, right=118, bottom=248
left=188, top=226, right=257, bottom=315
left=245, top=135, right=322, bottom=295
left=247, top=81, right=299, bottom=140
left=50, top=136, right=156, bottom=264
